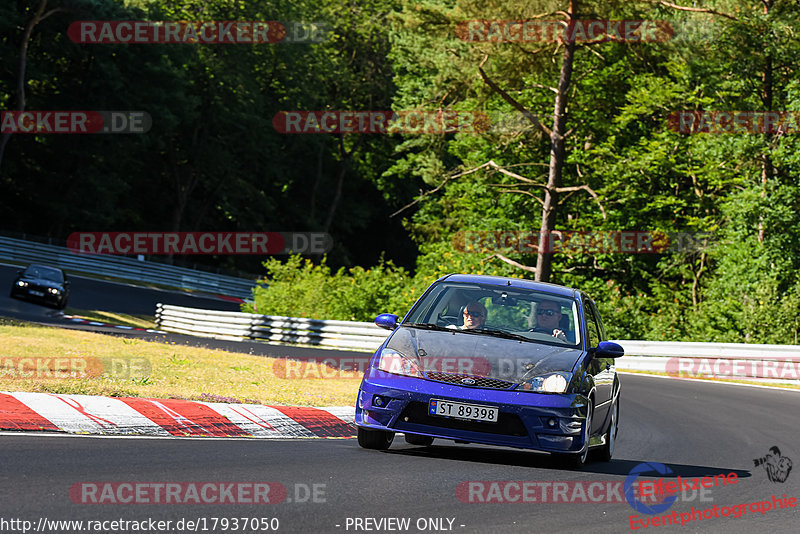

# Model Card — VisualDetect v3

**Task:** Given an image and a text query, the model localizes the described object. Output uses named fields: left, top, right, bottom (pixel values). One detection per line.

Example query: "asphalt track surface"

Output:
left=0, top=380, right=798, bottom=532
left=1, top=266, right=799, bottom=532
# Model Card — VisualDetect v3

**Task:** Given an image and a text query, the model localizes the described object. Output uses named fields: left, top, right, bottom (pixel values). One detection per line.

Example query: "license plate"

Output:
left=429, top=399, right=498, bottom=423
left=29, top=290, right=45, bottom=297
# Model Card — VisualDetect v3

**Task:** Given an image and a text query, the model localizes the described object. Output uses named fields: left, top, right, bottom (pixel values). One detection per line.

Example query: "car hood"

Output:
left=386, top=326, right=585, bottom=384
left=18, top=276, right=64, bottom=289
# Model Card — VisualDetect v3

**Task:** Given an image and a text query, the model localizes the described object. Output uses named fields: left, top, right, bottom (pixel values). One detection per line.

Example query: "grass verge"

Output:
left=0, top=318, right=359, bottom=406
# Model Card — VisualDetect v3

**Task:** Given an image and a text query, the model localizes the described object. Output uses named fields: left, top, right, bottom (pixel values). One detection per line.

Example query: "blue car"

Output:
left=355, top=274, right=623, bottom=467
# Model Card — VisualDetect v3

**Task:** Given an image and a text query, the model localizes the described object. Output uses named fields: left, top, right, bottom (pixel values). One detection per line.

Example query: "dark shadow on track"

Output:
left=386, top=443, right=751, bottom=479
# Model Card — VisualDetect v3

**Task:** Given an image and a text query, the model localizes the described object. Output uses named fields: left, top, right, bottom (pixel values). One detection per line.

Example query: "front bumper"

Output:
left=11, top=285, right=64, bottom=306
left=355, top=373, right=590, bottom=453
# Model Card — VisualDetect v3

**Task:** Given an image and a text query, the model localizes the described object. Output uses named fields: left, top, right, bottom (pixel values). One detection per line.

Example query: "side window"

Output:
left=589, top=300, right=608, bottom=341
left=584, top=302, right=600, bottom=348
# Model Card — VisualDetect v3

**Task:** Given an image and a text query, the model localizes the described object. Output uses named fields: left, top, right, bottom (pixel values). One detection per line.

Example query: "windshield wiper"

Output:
left=473, top=329, right=532, bottom=343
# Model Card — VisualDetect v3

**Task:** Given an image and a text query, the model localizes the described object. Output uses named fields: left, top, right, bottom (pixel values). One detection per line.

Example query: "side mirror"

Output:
left=595, top=341, right=624, bottom=358
left=374, top=313, right=399, bottom=331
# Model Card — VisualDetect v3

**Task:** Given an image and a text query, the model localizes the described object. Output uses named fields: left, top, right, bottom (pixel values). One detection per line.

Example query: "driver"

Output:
left=461, top=301, right=487, bottom=330
left=531, top=300, right=567, bottom=341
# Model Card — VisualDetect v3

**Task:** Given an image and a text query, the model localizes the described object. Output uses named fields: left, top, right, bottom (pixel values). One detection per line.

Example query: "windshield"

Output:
left=404, top=281, right=581, bottom=347
left=24, top=266, right=64, bottom=283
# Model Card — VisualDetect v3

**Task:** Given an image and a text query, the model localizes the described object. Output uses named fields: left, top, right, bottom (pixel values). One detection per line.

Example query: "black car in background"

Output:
left=10, top=264, right=70, bottom=309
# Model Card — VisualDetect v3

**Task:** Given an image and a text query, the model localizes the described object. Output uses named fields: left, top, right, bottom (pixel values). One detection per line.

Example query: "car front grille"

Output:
left=425, top=372, right=516, bottom=390
left=398, top=401, right=528, bottom=436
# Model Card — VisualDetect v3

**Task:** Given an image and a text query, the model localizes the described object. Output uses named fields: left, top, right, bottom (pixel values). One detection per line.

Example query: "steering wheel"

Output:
left=437, top=315, right=459, bottom=327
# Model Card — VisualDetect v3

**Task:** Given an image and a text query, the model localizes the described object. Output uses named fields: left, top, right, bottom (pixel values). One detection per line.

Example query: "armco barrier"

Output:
left=612, top=340, right=800, bottom=385
left=154, top=304, right=800, bottom=385
left=155, top=304, right=389, bottom=350
left=0, top=235, right=257, bottom=299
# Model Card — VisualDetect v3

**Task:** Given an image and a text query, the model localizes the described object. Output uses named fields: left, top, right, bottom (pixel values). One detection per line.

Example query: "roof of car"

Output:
left=439, top=273, right=578, bottom=298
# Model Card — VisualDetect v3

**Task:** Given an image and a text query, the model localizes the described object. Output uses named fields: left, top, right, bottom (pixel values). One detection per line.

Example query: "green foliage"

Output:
left=247, top=255, right=422, bottom=321
left=4, top=0, right=800, bottom=344
left=0, top=0, right=413, bottom=271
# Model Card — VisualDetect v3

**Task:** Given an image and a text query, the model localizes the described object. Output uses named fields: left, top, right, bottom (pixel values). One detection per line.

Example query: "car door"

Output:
left=584, top=299, right=612, bottom=431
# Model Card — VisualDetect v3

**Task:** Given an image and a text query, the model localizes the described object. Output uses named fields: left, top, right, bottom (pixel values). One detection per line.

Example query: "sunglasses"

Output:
left=537, top=309, right=559, bottom=316
left=464, top=310, right=484, bottom=318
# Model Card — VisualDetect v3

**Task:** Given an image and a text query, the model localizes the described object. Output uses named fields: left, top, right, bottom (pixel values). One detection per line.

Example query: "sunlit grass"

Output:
left=0, top=318, right=359, bottom=406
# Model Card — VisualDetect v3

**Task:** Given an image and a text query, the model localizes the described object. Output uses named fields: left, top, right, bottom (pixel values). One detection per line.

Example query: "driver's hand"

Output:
left=552, top=329, right=566, bottom=341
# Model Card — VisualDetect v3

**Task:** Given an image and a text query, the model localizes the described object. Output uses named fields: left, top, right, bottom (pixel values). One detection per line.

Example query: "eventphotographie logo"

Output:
left=625, top=463, right=679, bottom=515
left=753, top=446, right=793, bottom=483
left=625, top=462, right=737, bottom=517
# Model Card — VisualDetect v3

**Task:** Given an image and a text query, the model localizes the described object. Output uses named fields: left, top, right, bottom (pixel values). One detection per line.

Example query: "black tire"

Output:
left=595, top=397, right=619, bottom=462
left=57, top=298, right=67, bottom=310
left=357, top=427, right=394, bottom=450
left=404, top=433, right=434, bottom=446
left=556, top=402, right=593, bottom=469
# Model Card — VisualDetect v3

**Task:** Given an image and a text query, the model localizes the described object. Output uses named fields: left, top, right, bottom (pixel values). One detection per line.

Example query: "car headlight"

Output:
left=521, top=372, right=571, bottom=393
left=375, top=347, right=422, bottom=378
left=48, top=288, right=59, bottom=294
left=17, top=281, right=27, bottom=287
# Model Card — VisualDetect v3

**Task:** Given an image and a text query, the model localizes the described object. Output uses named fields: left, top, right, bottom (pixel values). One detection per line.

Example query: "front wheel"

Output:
left=595, top=397, right=618, bottom=462
left=404, top=433, right=434, bottom=446
left=555, top=403, right=593, bottom=469
left=357, top=427, right=394, bottom=450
